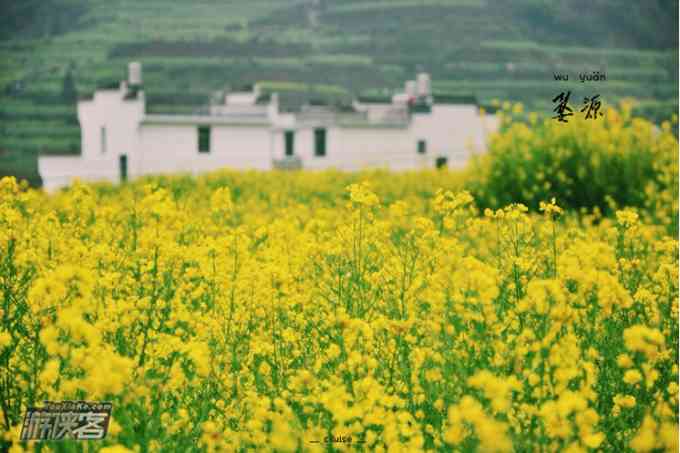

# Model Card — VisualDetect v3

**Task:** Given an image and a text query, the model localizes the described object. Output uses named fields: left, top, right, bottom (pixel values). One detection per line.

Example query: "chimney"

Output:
left=405, top=80, right=417, bottom=98
left=417, top=72, right=431, bottom=97
left=128, top=61, right=142, bottom=86
left=268, top=92, right=279, bottom=120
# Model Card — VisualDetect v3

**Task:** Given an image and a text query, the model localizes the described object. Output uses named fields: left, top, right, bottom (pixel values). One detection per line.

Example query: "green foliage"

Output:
left=467, top=103, right=679, bottom=233
left=61, top=67, right=77, bottom=104
left=0, top=0, right=87, bottom=40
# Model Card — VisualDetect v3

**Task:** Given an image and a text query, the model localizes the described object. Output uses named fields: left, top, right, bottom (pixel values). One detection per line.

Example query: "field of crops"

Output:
left=0, top=106, right=678, bottom=452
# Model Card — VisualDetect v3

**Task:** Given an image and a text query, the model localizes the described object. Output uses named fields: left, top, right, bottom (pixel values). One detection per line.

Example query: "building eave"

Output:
left=140, top=115, right=271, bottom=127
left=336, top=122, right=409, bottom=129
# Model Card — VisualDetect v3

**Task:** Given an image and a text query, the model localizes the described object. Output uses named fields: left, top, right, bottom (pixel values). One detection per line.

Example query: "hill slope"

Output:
left=0, top=0, right=678, bottom=185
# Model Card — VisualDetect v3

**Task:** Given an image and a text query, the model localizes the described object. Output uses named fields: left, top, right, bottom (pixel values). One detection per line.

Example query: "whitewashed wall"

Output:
left=210, top=125, right=272, bottom=171
left=137, top=123, right=273, bottom=176
left=323, top=127, right=421, bottom=171
left=136, top=125, right=195, bottom=175
left=78, top=85, right=144, bottom=161
left=38, top=156, right=119, bottom=192
left=270, top=113, right=296, bottom=160
left=410, top=105, right=491, bottom=168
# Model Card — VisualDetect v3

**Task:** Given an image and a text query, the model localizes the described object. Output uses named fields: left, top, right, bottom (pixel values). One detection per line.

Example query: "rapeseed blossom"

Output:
left=0, top=153, right=677, bottom=451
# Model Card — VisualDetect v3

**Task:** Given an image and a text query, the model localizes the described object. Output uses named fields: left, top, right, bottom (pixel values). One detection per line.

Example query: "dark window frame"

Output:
left=119, top=154, right=128, bottom=182
left=284, top=130, right=295, bottom=157
left=198, top=126, right=211, bottom=153
left=417, top=139, right=427, bottom=154
left=314, top=128, right=326, bottom=157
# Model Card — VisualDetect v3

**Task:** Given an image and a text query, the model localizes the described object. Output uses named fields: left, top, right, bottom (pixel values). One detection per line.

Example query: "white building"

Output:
left=39, top=62, right=499, bottom=192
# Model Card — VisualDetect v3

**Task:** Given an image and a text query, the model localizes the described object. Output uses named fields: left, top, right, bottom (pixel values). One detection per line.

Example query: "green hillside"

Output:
left=0, top=0, right=678, bottom=185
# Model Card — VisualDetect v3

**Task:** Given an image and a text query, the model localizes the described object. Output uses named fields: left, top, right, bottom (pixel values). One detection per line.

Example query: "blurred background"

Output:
left=0, top=0, right=678, bottom=186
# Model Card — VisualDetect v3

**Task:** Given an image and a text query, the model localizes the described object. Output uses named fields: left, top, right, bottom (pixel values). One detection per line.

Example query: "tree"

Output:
left=62, top=65, right=77, bottom=104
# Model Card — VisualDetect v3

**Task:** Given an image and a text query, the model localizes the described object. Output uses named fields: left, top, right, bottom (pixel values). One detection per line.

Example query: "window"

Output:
left=100, top=126, right=107, bottom=154
left=314, top=128, right=326, bottom=157
left=198, top=126, right=211, bottom=153
left=417, top=139, right=427, bottom=154
left=119, top=154, right=128, bottom=182
left=284, top=130, right=295, bottom=157
left=435, top=156, right=448, bottom=169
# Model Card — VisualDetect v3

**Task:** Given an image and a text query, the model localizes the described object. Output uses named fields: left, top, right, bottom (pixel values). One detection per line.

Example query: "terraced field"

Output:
left=0, top=0, right=677, bottom=185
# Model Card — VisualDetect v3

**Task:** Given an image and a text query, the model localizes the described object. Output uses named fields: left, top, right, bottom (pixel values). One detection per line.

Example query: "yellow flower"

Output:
left=0, top=331, right=11, bottom=350
left=630, top=415, right=657, bottom=451
left=0, top=133, right=676, bottom=453
left=347, top=182, right=379, bottom=207
left=327, top=343, right=341, bottom=361
left=99, top=446, right=135, bottom=453
left=188, top=341, right=212, bottom=378
left=623, top=369, right=642, bottom=385
left=623, top=325, right=665, bottom=359
left=210, top=186, right=233, bottom=216
left=613, top=394, right=636, bottom=409
left=615, top=209, right=639, bottom=228
left=539, top=197, right=563, bottom=217
left=582, top=432, right=605, bottom=449
left=617, top=354, right=634, bottom=368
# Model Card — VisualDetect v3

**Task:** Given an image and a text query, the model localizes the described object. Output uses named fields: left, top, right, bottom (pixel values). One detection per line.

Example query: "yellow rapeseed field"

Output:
left=0, top=107, right=678, bottom=452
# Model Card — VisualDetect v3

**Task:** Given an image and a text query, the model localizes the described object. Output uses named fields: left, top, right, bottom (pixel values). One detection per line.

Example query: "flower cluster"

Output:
left=0, top=170, right=677, bottom=452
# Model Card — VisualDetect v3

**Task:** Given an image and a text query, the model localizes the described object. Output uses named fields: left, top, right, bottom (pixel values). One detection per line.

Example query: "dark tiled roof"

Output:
left=357, top=95, right=392, bottom=104
left=123, top=86, right=141, bottom=100
left=95, top=79, right=121, bottom=90
left=255, top=93, right=272, bottom=104
left=433, top=94, right=478, bottom=105
left=274, top=92, right=352, bottom=113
